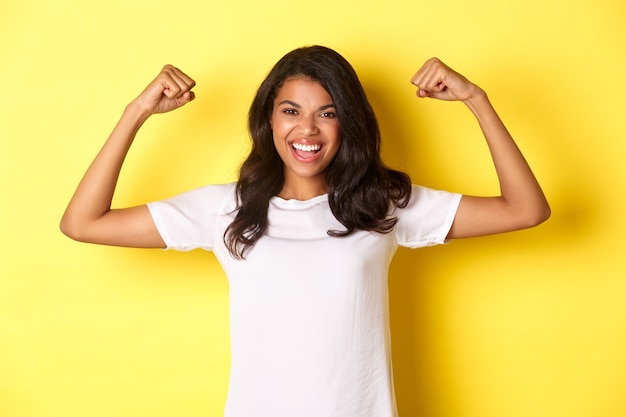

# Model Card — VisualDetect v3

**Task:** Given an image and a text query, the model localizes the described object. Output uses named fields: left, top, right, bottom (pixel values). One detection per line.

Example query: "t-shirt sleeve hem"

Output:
left=146, top=201, right=176, bottom=251
left=438, top=192, right=462, bottom=244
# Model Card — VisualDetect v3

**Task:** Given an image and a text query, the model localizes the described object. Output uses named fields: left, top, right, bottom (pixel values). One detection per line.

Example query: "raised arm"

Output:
left=410, top=58, right=550, bottom=239
left=60, top=65, right=196, bottom=248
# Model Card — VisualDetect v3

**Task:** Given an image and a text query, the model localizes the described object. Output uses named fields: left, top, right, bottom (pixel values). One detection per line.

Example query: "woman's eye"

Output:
left=283, top=108, right=298, bottom=115
left=320, top=111, right=336, bottom=118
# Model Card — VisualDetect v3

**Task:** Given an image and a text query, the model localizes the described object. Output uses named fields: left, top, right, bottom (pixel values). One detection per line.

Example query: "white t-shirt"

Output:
left=147, top=183, right=461, bottom=417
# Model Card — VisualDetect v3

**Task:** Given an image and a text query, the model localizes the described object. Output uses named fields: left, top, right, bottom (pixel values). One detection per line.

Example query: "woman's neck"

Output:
left=277, top=177, right=328, bottom=201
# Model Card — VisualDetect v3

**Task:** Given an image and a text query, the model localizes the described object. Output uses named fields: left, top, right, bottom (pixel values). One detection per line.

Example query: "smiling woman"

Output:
left=226, top=46, right=415, bottom=259
left=60, top=45, right=549, bottom=417
left=270, top=78, right=341, bottom=200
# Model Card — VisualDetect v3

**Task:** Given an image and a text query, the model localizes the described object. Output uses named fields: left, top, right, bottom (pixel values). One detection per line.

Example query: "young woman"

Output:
left=61, top=46, right=549, bottom=417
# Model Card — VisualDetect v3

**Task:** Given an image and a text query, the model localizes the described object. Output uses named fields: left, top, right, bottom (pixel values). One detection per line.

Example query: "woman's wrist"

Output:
left=124, top=99, right=153, bottom=125
left=462, top=86, right=492, bottom=117
left=462, top=84, right=487, bottom=105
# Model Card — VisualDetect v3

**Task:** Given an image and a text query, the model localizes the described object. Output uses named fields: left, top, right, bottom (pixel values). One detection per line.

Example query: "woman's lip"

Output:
left=290, top=142, right=323, bottom=162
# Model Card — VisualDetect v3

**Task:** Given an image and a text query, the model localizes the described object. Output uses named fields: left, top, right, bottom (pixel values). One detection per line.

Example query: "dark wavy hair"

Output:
left=224, top=45, right=412, bottom=259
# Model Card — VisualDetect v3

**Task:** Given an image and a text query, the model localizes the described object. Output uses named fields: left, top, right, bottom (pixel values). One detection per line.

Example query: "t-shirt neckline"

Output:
left=270, top=193, right=329, bottom=209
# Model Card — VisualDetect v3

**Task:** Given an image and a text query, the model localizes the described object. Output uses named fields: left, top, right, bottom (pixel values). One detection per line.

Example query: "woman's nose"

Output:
left=299, top=115, right=319, bottom=136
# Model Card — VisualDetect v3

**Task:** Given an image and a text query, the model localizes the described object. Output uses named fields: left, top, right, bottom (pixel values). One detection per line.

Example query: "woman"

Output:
left=61, top=46, right=549, bottom=417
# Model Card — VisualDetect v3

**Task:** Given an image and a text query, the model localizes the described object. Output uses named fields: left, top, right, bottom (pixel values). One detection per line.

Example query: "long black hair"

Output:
left=224, top=45, right=412, bottom=259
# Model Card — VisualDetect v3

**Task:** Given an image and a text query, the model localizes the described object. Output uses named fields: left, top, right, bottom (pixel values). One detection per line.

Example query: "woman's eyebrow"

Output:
left=277, top=100, right=335, bottom=110
left=277, top=100, right=301, bottom=108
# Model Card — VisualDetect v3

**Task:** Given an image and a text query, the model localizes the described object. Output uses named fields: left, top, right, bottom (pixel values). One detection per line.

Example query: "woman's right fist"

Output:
left=133, top=65, right=196, bottom=115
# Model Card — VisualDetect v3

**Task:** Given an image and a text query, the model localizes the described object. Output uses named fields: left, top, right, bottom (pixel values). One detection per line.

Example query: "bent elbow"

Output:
left=59, top=219, right=77, bottom=241
left=536, top=199, right=551, bottom=225
left=59, top=216, right=87, bottom=242
left=540, top=203, right=552, bottom=224
left=523, top=202, right=551, bottom=229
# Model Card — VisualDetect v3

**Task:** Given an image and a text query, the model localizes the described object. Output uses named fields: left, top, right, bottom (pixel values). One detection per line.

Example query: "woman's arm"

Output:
left=411, top=58, right=550, bottom=239
left=60, top=65, right=196, bottom=248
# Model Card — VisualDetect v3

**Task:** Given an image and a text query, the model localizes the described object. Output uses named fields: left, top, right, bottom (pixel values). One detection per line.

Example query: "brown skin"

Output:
left=60, top=59, right=549, bottom=248
left=270, top=78, right=341, bottom=201
left=410, top=58, right=550, bottom=238
left=60, top=65, right=195, bottom=248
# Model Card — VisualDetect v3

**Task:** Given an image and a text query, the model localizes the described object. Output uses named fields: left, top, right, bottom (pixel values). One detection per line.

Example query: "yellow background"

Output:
left=1, top=0, right=625, bottom=416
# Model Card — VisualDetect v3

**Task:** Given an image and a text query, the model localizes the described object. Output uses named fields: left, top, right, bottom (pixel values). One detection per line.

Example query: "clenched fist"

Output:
left=132, top=65, right=196, bottom=115
left=411, top=58, right=482, bottom=102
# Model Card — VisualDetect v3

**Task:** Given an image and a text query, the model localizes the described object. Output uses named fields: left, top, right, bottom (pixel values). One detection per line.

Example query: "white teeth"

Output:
left=292, top=143, right=321, bottom=152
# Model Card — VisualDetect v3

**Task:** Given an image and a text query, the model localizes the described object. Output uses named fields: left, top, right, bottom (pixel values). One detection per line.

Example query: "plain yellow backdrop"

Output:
left=1, top=0, right=625, bottom=416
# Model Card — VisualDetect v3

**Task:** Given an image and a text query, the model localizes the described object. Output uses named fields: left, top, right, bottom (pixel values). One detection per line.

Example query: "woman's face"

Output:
left=270, top=77, right=341, bottom=196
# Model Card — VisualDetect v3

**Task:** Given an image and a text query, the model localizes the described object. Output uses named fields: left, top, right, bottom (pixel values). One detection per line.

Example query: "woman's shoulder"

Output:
left=179, top=182, right=237, bottom=198
left=396, top=184, right=462, bottom=218
left=407, top=184, right=460, bottom=203
left=150, top=182, right=238, bottom=213
left=193, top=182, right=237, bottom=194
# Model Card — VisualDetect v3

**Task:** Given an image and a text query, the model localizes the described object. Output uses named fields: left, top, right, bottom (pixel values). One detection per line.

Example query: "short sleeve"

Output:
left=395, top=185, right=462, bottom=248
left=146, top=183, right=236, bottom=251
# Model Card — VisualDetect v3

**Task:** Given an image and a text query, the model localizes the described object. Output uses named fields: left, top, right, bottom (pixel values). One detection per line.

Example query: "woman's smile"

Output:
left=290, top=141, right=323, bottom=161
left=271, top=77, right=341, bottom=199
